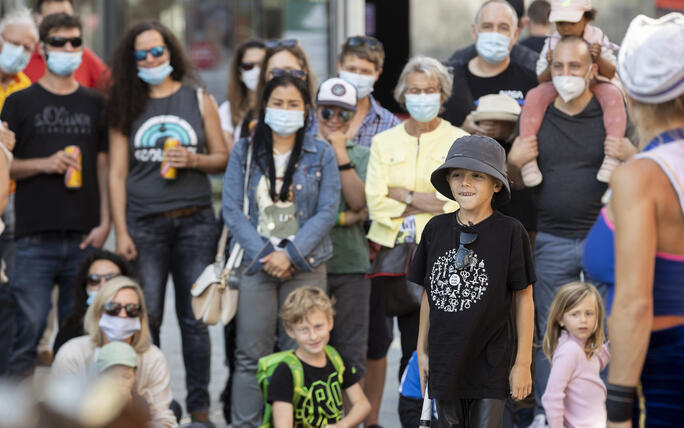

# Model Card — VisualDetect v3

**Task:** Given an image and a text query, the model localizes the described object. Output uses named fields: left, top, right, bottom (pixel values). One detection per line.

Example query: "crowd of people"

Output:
left=0, top=0, right=682, bottom=427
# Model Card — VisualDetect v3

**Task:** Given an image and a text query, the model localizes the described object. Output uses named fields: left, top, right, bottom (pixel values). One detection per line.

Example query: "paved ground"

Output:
left=159, top=282, right=402, bottom=427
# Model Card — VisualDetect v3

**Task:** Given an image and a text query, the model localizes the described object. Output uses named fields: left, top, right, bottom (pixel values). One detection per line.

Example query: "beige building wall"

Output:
left=410, top=0, right=657, bottom=61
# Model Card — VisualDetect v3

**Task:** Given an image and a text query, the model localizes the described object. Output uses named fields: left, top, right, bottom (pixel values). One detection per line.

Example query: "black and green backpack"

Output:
left=257, top=345, right=345, bottom=428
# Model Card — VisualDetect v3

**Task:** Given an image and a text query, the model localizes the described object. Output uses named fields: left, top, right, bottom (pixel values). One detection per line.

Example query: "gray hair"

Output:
left=393, top=55, right=453, bottom=108
left=474, top=0, right=519, bottom=30
left=0, top=8, right=38, bottom=43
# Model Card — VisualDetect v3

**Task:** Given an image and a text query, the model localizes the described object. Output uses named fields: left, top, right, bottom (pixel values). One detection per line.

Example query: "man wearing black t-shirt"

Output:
left=507, top=36, right=635, bottom=424
left=442, top=0, right=539, bottom=135
left=2, top=14, right=108, bottom=376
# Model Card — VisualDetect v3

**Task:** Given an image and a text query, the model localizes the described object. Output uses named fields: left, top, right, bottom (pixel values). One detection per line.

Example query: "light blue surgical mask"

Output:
left=475, top=32, right=511, bottom=64
left=339, top=70, right=375, bottom=98
left=46, top=50, right=82, bottom=76
left=405, top=93, right=441, bottom=122
left=264, top=107, right=305, bottom=136
left=0, top=42, right=30, bottom=75
left=137, top=61, right=173, bottom=85
left=86, top=289, right=97, bottom=306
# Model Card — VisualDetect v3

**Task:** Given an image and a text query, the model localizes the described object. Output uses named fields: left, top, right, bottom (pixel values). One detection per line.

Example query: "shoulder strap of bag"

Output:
left=222, top=138, right=253, bottom=274
left=196, top=88, right=205, bottom=118
left=324, top=345, right=345, bottom=385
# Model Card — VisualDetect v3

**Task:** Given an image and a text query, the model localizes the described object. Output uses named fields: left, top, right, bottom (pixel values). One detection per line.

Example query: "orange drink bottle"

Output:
left=161, top=138, right=180, bottom=179
left=64, top=145, right=82, bottom=188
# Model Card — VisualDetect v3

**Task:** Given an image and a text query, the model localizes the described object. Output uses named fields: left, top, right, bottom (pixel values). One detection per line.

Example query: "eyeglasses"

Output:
left=319, top=107, right=354, bottom=122
left=46, top=36, right=82, bottom=48
left=268, top=68, right=307, bottom=80
left=264, top=39, right=298, bottom=49
left=405, top=87, right=441, bottom=95
left=87, top=272, right=120, bottom=286
left=345, top=35, right=382, bottom=50
left=104, top=301, right=142, bottom=318
left=240, top=61, right=260, bottom=71
left=133, top=46, right=165, bottom=61
left=454, top=229, right=478, bottom=270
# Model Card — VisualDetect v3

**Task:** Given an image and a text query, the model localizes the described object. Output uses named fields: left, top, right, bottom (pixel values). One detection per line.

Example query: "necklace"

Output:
left=456, top=211, right=474, bottom=227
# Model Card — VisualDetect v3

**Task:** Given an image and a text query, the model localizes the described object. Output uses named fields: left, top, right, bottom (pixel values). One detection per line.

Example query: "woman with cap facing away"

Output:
left=582, top=13, right=684, bottom=426
left=407, top=135, right=535, bottom=426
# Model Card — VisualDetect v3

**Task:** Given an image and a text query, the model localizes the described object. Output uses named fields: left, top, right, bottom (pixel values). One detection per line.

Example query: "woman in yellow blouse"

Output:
left=364, top=55, right=467, bottom=398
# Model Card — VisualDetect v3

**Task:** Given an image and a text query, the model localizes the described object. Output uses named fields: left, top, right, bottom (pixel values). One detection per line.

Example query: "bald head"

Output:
left=552, top=36, right=593, bottom=66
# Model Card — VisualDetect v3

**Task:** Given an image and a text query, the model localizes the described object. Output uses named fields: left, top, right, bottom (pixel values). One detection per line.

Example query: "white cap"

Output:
left=471, top=94, right=521, bottom=123
left=618, top=13, right=684, bottom=104
left=316, top=77, right=357, bottom=111
left=549, top=0, right=592, bottom=23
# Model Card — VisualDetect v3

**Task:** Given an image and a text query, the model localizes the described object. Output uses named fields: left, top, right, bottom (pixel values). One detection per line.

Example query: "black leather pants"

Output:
left=436, top=398, right=505, bottom=428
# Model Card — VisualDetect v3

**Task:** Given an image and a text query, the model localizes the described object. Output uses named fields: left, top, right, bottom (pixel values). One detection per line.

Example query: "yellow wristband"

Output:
left=339, top=211, right=346, bottom=226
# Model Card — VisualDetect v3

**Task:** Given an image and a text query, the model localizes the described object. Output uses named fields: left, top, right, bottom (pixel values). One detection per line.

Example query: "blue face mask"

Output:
left=475, top=32, right=511, bottom=64
left=137, top=61, right=173, bottom=85
left=0, top=42, right=30, bottom=75
left=264, top=107, right=305, bottom=136
left=405, top=93, right=441, bottom=122
left=86, top=289, right=97, bottom=306
left=46, top=50, right=82, bottom=76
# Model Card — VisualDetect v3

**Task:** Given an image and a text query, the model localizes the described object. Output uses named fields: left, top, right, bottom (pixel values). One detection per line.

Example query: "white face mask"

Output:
left=241, top=66, right=260, bottom=91
left=552, top=67, right=592, bottom=103
left=339, top=70, right=376, bottom=98
left=98, top=313, right=141, bottom=342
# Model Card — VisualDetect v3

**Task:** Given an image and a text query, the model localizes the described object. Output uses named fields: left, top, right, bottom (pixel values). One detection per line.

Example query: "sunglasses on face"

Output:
left=319, top=107, right=354, bottom=122
left=268, top=67, right=307, bottom=80
left=87, top=272, right=120, bottom=286
left=133, top=45, right=165, bottom=61
left=454, top=229, right=478, bottom=270
left=240, top=61, right=260, bottom=71
left=345, top=35, right=382, bottom=50
left=264, top=38, right=298, bottom=49
left=104, top=301, right=142, bottom=318
left=46, top=36, right=82, bottom=48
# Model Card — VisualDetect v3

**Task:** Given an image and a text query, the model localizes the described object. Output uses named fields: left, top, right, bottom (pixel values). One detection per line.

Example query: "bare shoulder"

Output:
left=610, top=158, right=664, bottom=201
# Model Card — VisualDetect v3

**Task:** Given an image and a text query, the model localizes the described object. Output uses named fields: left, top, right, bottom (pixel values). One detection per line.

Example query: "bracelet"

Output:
left=338, top=162, right=354, bottom=171
left=194, top=154, right=200, bottom=169
left=339, top=211, right=346, bottom=226
left=606, top=383, right=636, bottom=422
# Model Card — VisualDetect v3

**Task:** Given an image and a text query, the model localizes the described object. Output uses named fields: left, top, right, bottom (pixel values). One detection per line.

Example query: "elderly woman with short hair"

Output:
left=52, top=276, right=177, bottom=428
left=365, top=55, right=468, bottom=379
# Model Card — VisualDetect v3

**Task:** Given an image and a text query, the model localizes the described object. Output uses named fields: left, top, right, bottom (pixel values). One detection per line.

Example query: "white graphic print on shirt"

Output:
left=429, top=248, right=489, bottom=312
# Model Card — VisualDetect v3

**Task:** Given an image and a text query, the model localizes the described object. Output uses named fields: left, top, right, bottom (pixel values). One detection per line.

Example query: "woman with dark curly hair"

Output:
left=53, top=249, right=133, bottom=355
left=106, top=20, right=228, bottom=424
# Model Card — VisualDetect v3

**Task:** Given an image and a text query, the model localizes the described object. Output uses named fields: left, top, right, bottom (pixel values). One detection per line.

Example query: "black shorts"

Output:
left=367, top=277, right=394, bottom=359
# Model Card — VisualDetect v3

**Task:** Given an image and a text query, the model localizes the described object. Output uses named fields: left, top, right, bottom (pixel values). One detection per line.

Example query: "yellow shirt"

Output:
left=0, top=71, right=31, bottom=113
left=366, top=119, right=468, bottom=247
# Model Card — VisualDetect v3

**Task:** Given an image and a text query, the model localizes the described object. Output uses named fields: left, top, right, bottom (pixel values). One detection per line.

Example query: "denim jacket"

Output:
left=222, top=134, right=341, bottom=274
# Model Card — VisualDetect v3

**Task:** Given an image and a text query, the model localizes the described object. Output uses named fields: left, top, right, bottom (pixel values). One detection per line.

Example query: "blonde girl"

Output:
left=542, top=282, right=610, bottom=428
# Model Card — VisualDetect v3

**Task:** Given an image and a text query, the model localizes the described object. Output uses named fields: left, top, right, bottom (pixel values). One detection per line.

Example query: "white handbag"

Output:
left=191, top=139, right=253, bottom=326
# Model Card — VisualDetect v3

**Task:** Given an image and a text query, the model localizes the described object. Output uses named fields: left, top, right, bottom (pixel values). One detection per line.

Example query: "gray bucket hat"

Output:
left=430, top=135, right=511, bottom=205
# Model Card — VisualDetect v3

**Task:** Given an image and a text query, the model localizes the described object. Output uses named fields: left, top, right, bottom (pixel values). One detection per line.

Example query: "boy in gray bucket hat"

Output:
left=408, top=135, right=536, bottom=426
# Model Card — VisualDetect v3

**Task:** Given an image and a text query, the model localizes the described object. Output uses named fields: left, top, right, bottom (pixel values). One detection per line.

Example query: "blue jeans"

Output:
left=128, top=207, right=219, bottom=414
left=532, top=232, right=605, bottom=416
left=9, top=232, right=92, bottom=376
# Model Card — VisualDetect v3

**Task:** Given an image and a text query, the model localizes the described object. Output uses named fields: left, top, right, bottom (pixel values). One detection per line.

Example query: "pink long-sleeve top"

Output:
left=542, top=330, right=610, bottom=428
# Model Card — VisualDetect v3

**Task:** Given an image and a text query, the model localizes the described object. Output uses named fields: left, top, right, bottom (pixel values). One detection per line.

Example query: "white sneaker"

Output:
left=528, top=414, right=548, bottom=428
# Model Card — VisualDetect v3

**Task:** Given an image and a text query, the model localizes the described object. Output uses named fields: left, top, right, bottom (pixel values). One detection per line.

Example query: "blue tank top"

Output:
left=583, top=128, right=684, bottom=316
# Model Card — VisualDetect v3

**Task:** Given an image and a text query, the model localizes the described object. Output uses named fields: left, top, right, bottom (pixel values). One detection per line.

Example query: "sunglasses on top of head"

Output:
left=319, top=107, right=354, bottom=122
left=46, top=36, right=83, bottom=48
left=345, top=35, right=382, bottom=50
left=104, top=301, right=142, bottom=318
left=133, top=46, right=165, bottom=61
left=268, top=68, right=307, bottom=80
left=264, top=38, right=298, bottom=49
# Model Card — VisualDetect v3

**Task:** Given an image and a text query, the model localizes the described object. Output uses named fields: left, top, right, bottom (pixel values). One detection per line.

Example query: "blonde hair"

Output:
left=280, top=287, right=334, bottom=330
left=628, top=93, right=684, bottom=148
left=543, top=281, right=605, bottom=362
left=84, top=276, right=152, bottom=354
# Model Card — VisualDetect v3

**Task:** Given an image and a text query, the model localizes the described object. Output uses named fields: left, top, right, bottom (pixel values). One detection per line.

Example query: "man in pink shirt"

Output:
left=24, top=0, right=109, bottom=90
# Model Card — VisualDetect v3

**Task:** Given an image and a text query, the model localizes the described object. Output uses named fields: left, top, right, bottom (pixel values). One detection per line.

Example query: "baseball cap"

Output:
left=549, top=0, right=591, bottom=23
left=97, top=341, right=138, bottom=373
left=471, top=94, right=521, bottom=123
left=618, top=13, right=684, bottom=104
left=316, top=77, right=357, bottom=111
left=431, top=135, right=511, bottom=205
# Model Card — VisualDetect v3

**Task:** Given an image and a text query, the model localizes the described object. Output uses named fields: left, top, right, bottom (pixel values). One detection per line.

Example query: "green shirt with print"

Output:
left=327, top=140, right=370, bottom=274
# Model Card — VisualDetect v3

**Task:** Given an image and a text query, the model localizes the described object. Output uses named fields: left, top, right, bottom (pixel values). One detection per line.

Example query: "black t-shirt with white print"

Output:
left=267, top=353, right=361, bottom=427
left=408, top=210, right=536, bottom=400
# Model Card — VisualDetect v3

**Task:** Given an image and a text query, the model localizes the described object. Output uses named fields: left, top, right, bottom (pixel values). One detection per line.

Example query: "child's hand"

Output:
left=590, top=42, right=602, bottom=62
left=509, top=363, right=532, bottom=400
left=508, top=135, right=539, bottom=168
left=546, top=47, right=553, bottom=64
left=417, top=351, right=429, bottom=397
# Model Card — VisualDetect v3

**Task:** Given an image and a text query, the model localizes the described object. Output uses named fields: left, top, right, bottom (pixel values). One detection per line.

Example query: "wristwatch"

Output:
left=405, top=190, right=414, bottom=205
